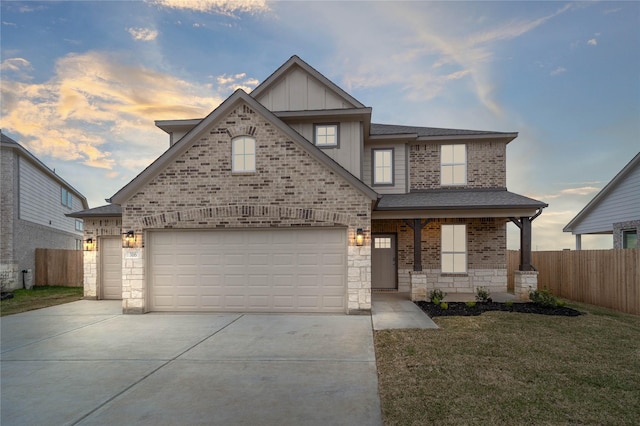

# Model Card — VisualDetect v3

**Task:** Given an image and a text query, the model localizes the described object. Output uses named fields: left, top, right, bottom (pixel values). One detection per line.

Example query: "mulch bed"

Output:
left=415, top=301, right=583, bottom=317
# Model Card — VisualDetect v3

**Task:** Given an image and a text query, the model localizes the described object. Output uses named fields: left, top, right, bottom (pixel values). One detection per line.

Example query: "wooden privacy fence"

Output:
left=35, top=249, right=83, bottom=287
left=507, top=249, right=640, bottom=315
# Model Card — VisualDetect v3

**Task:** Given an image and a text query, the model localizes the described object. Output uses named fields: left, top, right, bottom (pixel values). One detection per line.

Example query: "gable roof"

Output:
left=1, top=130, right=89, bottom=209
left=109, top=90, right=378, bottom=204
left=250, top=55, right=366, bottom=109
left=370, top=123, right=518, bottom=142
left=563, top=152, right=640, bottom=233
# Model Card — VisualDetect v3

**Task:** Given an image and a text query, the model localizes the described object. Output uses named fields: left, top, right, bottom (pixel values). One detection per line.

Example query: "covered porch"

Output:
left=371, top=189, right=547, bottom=301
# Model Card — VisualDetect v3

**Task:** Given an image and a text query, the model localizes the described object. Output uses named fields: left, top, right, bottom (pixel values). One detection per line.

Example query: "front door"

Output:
left=371, top=234, right=397, bottom=289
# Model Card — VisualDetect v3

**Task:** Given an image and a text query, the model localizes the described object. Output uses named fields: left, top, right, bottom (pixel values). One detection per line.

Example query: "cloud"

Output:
left=0, top=51, right=232, bottom=171
left=2, top=21, right=17, bottom=26
left=587, top=38, right=597, bottom=46
left=148, top=0, right=269, bottom=16
left=550, top=67, right=567, bottom=76
left=0, top=57, right=33, bottom=80
left=127, top=27, right=158, bottom=41
left=214, top=73, right=259, bottom=92
left=313, top=2, right=573, bottom=118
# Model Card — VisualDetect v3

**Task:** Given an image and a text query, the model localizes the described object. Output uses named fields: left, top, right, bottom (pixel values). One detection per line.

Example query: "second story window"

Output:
left=314, top=124, right=338, bottom=147
left=373, top=149, right=393, bottom=185
left=61, top=187, right=72, bottom=208
left=441, top=144, right=466, bottom=185
left=232, top=136, right=256, bottom=173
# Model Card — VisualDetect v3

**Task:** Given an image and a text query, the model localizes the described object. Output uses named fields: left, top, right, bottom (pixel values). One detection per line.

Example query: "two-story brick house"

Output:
left=1, top=131, right=88, bottom=290
left=70, top=56, right=546, bottom=314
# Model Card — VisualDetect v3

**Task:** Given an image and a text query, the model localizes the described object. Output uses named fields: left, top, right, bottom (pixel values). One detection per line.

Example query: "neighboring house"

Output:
left=564, top=152, right=640, bottom=250
left=0, top=131, right=89, bottom=290
left=69, top=56, right=546, bottom=314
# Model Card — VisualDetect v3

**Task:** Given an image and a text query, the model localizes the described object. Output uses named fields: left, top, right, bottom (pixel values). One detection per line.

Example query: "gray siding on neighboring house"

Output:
left=19, top=156, right=85, bottom=235
left=570, top=163, right=640, bottom=234
left=255, top=67, right=353, bottom=111
left=362, top=142, right=407, bottom=194
left=288, top=121, right=362, bottom=177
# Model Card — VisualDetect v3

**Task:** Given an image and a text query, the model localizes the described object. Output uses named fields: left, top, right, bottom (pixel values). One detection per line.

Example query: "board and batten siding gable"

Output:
left=287, top=121, right=362, bottom=178
left=255, top=67, right=354, bottom=111
left=18, top=157, right=84, bottom=235
left=570, top=163, right=640, bottom=234
left=362, top=143, right=407, bottom=194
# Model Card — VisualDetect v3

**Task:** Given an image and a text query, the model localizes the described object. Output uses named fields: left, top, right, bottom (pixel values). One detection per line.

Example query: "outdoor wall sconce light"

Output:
left=83, top=238, right=95, bottom=251
left=356, top=228, right=364, bottom=246
left=123, top=231, right=136, bottom=248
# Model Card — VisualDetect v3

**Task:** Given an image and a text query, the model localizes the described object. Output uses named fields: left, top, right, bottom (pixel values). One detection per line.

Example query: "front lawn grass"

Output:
left=0, top=286, right=83, bottom=316
left=375, top=302, right=640, bottom=425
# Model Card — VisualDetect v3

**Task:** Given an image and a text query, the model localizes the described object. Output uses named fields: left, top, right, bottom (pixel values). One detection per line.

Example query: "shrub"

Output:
left=529, top=288, right=559, bottom=308
left=429, top=289, right=447, bottom=304
left=505, top=300, right=514, bottom=308
left=466, top=301, right=476, bottom=308
left=475, top=287, right=490, bottom=303
left=440, top=302, right=449, bottom=310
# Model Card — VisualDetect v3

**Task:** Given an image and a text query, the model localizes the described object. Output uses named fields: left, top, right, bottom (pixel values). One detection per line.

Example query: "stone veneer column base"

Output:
left=409, top=271, right=427, bottom=301
left=83, top=251, right=97, bottom=298
left=514, top=271, right=538, bottom=301
left=122, top=248, right=145, bottom=314
left=347, top=245, right=371, bottom=314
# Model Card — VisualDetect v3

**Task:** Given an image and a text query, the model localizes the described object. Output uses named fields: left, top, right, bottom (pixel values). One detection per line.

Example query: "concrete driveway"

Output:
left=1, top=301, right=382, bottom=425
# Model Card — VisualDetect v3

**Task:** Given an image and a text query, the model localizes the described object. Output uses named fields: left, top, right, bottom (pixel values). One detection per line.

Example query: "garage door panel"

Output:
left=150, top=228, right=347, bottom=312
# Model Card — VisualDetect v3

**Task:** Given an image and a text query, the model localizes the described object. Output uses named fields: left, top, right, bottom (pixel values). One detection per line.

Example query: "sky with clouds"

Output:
left=1, top=0, right=638, bottom=250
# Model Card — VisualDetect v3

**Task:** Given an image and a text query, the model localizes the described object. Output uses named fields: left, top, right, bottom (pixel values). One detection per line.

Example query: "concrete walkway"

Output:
left=371, top=292, right=438, bottom=330
left=1, top=301, right=382, bottom=426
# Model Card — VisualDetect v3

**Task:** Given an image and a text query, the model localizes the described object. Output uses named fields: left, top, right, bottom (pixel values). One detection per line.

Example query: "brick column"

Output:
left=514, top=270, right=538, bottom=301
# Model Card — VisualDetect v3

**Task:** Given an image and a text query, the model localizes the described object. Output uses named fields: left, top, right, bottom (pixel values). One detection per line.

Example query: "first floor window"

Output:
left=441, top=224, right=467, bottom=273
left=373, top=149, right=393, bottom=185
left=441, top=144, right=466, bottom=185
left=623, top=230, right=637, bottom=249
left=315, top=124, right=338, bottom=147
left=232, top=136, right=256, bottom=173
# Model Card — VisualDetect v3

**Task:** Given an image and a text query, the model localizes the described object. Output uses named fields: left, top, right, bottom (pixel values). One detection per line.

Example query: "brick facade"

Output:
left=120, top=102, right=373, bottom=313
left=409, top=140, right=506, bottom=190
left=613, top=220, right=640, bottom=249
left=0, top=147, right=17, bottom=290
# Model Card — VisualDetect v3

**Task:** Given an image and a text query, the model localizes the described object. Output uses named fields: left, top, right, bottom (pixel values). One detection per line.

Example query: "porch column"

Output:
left=575, top=234, right=582, bottom=251
left=510, top=208, right=543, bottom=272
left=403, top=219, right=431, bottom=272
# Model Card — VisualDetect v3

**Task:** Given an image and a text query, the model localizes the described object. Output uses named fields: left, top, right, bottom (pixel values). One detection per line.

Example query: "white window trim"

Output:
left=441, top=224, right=467, bottom=273
left=232, top=136, right=256, bottom=173
left=314, top=124, right=339, bottom=147
left=441, top=144, right=467, bottom=186
left=373, top=148, right=394, bottom=185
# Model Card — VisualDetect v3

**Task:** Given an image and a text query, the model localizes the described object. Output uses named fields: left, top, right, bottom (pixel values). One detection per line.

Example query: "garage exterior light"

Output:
left=123, top=231, right=136, bottom=248
left=356, top=228, right=364, bottom=246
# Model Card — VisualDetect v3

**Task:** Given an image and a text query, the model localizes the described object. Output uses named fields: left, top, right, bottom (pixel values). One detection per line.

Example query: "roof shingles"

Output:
left=375, top=189, right=547, bottom=211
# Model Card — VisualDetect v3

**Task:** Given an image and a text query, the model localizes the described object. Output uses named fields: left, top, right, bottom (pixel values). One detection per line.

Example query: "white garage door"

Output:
left=148, top=228, right=347, bottom=313
left=101, top=237, right=122, bottom=300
